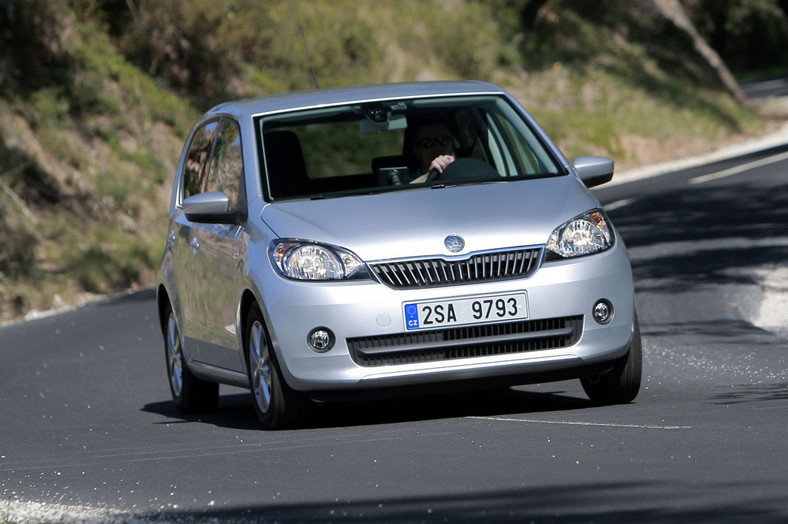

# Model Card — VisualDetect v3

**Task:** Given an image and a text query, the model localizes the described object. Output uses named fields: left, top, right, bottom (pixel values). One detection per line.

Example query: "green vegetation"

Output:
left=0, top=0, right=786, bottom=322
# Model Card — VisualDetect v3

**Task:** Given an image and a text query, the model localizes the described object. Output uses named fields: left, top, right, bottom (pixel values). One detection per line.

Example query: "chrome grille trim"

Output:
left=369, top=247, right=543, bottom=289
left=348, top=316, right=582, bottom=367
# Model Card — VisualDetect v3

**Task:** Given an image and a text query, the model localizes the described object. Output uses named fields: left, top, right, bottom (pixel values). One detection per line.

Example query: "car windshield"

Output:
left=256, top=95, right=565, bottom=201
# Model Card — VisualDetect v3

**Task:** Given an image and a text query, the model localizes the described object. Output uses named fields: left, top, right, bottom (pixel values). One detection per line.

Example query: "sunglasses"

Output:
left=416, top=135, right=452, bottom=148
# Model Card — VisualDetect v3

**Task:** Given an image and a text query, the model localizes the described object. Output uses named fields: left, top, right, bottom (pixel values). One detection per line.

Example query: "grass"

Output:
left=520, top=65, right=762, bottom=166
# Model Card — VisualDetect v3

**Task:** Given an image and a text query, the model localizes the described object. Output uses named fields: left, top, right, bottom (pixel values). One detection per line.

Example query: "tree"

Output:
left=653, top=0, right=749, bottom=103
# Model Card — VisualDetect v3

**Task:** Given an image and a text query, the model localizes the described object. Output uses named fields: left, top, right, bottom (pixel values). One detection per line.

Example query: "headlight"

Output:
left=545, top=210, right=613, bottom=260
left=270, top=240, right=370, bottom=280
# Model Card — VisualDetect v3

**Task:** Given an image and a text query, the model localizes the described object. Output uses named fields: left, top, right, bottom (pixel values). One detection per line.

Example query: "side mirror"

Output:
left=573, top=156, right=614, bottom=188
left=183, top=191, right=246, bottom=224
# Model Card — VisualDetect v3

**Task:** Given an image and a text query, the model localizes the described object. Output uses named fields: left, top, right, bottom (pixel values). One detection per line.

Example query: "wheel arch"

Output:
left=156, top=284, right=172, bottom=337
left=237, top=288, right=298, bottom=388
left=238, top=289, right=261, bottom=357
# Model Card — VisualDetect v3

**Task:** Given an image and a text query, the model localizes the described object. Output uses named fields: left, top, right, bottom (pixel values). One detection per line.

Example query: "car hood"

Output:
left=260, top=176, right=601, bottom=261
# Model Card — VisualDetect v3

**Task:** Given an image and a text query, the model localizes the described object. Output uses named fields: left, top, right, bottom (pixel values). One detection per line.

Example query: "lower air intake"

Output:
left=347, top=316, right=583, bottom=367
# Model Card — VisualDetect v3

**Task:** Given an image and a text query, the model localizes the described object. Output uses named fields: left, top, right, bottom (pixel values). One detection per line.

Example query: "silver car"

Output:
left=156, top=81, right=641, bottom=429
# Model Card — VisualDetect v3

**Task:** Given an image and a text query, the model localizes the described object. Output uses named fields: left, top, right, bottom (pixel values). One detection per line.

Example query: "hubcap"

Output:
left=166, top=312, right=183, bottom=397
left=249, top=320, right=273, bottom=414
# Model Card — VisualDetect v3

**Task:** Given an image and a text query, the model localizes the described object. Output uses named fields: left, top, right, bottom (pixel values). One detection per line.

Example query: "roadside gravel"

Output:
left=0, top=499, right=131, bottom=524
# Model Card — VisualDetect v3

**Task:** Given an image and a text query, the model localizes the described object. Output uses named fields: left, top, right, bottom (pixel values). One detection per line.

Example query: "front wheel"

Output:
left=245, top=304, right=307, bottom=429
left=163, top=303, right=219, bottom=413
left=581, top=312, right=642, bottom=405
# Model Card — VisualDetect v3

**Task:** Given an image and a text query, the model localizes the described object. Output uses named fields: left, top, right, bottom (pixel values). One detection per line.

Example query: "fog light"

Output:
left=593, top=300, right=613, bottom=325
left=307, top=327, right=334, bottom=353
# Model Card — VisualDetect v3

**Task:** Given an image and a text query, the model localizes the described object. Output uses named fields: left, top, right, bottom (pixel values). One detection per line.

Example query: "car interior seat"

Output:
left=264, top=130, right=309, bottom=198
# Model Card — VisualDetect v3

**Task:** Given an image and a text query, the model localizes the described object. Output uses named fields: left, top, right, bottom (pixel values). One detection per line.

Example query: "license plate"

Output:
left=404, top=292, right=528, bottom=331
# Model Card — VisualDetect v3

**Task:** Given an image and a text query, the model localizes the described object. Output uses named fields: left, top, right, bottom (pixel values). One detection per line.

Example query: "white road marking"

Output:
left=603, top=198, right=634, bottom=211
left=467, top=416, right=692, bottom=430
left=689, top=151, right=788, bottom=184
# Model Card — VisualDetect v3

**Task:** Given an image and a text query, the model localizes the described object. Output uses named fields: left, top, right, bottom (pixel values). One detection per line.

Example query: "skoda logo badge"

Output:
left=444, top=235, right=465, bottom=253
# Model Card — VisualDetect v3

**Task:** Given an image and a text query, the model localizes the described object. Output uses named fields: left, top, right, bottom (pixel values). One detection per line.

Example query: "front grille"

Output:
left=369, top=247, right=543, bottom=289
left=348, top=315, right=582, bottom=367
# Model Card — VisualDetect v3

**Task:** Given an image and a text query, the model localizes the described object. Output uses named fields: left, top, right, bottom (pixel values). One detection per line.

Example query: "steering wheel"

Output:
left=424, top=158, right=500, bottom=184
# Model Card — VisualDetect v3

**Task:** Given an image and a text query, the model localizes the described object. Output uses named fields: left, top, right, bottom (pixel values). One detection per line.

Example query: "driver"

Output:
left=407, top=118, right=456, bottom=183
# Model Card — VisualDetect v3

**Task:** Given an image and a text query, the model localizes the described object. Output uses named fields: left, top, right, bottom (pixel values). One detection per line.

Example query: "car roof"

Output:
left=204, top=81, right=508, bottom=121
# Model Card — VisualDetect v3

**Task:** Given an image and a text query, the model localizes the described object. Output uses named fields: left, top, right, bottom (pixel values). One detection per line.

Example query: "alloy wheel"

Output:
left=166, top=312, right=183, bottom=398
left=248, top=320, right=273, bottom=414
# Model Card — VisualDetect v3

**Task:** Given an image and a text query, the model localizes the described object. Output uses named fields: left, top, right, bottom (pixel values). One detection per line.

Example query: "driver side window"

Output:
left=183, top=120, right=218, bottom=201
left=205, top=119, right=244, bottom=211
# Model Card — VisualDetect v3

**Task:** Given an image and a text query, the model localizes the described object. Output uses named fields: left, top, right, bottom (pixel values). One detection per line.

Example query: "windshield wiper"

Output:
left=308, top=185, right=427, bottom=199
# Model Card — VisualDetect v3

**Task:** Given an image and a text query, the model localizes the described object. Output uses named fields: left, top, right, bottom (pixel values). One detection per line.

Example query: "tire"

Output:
left=163, top=303, right=219, bottom=413
left=581, top=312, right=642, bottom=405
left=244, top=304, right=307, bottom=430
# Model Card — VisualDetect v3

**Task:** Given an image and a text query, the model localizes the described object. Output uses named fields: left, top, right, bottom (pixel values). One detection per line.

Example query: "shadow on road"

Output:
left=608, top=175, right=788, bottom=294
left=306, top=386, right=591, bottom=429
left=142, top=385, right=592, bottom=431
left=142, top=394, right=262, bottom=431
left=710, top=382, right=788, bottom=404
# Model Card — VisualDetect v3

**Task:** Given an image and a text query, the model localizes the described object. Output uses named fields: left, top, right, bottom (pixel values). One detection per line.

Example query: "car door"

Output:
left=184, top=118, right=248, bottom=372
left=171, top=119, right=218, bottom=364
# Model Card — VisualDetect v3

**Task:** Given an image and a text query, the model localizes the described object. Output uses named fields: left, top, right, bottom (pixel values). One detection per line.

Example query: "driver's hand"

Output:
left=410, top=155, right=456, bottom=184
left=430, top=154, right=455, bottom=173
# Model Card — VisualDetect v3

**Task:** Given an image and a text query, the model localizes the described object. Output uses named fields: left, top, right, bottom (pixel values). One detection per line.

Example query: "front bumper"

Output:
left=259, top=242, right=635, bottom=391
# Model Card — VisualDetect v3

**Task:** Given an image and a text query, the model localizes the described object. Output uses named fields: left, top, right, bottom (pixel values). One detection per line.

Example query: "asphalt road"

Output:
left=1, top=146, right=788, bottom=523
left=740, top=76, right=788, bottom=99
